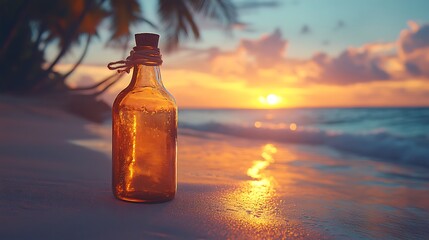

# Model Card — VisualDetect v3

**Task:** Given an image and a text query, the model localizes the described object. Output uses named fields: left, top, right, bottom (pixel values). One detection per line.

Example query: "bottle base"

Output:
left=114, top=191, right=175, bottom=203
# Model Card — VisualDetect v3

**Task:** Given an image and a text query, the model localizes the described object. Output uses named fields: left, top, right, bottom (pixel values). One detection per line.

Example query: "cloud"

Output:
left=239, top=28, right=287, bottom=67
left=312, top=22, right=429, bottom=85
left=57, top=21, right=429, bottom=108
left=399, top=21, right=429, bottom=54
left=310, top=43, right=393, bottom=85
left=203, top=28, right=288, bottom=75
left=230, top=21, right=256, bottom=32
left=170, top=22, right=429, bottom=88
left=398, top=21, right=429, bottom=77
left=322, top=40, right=330, bottom=46
left=334, top=20, right=346, bottom=30
left=203, top=28, right=399, bottom=86
left=300, top=25, right=311, bottom=35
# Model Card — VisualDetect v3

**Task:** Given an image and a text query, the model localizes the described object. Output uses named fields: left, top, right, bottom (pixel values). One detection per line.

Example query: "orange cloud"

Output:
left=398, top=21, right=429, bottom=77
left=61, top=22, right=429, bottom=108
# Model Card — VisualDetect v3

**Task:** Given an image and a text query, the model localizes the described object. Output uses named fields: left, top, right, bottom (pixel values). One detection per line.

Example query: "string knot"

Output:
left=107, top=46, right=163, bottom=73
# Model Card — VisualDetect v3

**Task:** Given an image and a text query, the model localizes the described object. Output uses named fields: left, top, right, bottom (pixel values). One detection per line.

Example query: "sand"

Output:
left=1, top=95, right=428, bottom=239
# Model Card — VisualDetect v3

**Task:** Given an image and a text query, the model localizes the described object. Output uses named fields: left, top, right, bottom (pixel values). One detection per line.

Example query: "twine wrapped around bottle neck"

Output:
left=107, top=46, right=163, bottom=73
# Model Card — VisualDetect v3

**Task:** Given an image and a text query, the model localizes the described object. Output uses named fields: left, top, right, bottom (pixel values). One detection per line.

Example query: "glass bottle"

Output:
left=112, top=33, right=177, bottom=203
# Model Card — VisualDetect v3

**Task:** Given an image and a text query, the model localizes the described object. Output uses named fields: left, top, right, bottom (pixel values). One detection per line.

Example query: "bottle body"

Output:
left=112, top=65, right=177, bottom=203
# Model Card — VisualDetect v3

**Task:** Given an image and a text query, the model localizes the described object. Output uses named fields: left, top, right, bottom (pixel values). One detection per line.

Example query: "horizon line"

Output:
left=178, top=105, right=429, bottom=110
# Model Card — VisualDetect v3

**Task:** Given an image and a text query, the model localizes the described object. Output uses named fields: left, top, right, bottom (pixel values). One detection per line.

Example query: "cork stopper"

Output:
left=135, top=33, right=159, bottom=47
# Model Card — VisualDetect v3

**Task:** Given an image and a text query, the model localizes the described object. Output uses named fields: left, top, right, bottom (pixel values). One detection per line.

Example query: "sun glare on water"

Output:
left=259, top=94, right=282, bottom=106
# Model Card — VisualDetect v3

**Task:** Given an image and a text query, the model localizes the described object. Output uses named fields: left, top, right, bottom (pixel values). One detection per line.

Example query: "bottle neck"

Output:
left=129, top=64, right=164, bottom=89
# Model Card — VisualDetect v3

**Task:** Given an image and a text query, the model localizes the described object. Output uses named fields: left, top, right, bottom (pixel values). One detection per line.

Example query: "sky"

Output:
left=54, top=0, right=429, bottom=108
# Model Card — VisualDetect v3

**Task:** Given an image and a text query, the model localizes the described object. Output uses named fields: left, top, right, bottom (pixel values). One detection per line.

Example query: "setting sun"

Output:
left=259, top=94, right=282, bottom=106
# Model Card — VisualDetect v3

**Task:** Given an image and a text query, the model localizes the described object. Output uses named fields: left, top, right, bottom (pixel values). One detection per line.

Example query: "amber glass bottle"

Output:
left=112, top=33, right=177, bottom=203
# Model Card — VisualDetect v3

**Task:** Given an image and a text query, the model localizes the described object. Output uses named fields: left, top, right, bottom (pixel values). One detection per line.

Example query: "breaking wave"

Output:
left=179, top=122, right=429, bottom=168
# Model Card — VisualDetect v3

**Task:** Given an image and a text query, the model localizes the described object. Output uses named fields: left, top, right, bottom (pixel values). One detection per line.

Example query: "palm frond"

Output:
left=107, top=0, right=142, bottom=45
left=188, top=0, right=237, bottom=25
left=158, top=0, right=237, bottom=51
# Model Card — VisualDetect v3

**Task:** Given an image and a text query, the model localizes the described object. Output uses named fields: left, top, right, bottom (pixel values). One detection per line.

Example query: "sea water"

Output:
left=179, top=108, right=429, bottom=167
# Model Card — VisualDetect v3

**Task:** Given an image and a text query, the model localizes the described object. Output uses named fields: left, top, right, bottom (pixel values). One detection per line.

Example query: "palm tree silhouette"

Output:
left=0, top=0, right=237, bottom=94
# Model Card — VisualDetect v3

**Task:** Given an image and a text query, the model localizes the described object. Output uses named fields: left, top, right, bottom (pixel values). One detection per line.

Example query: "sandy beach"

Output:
left=1, top=96, right=428, bottom=239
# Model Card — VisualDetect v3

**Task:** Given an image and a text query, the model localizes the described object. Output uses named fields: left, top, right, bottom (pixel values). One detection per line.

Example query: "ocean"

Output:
left=3, top=96, right=428, bottom=239
left=81, top=107, right=429, bottom=238
left=179, top=108, right=429, bottom=168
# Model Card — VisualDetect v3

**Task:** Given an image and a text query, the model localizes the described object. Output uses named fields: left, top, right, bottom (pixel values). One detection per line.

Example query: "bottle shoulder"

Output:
left=113, top=86, right=177, bottom=112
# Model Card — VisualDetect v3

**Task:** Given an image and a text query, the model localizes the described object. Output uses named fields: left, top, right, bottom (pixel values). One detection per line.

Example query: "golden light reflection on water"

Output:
left=253, top=121, right=298, bottom=131
left=224, top=144, right=279, bottom=225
